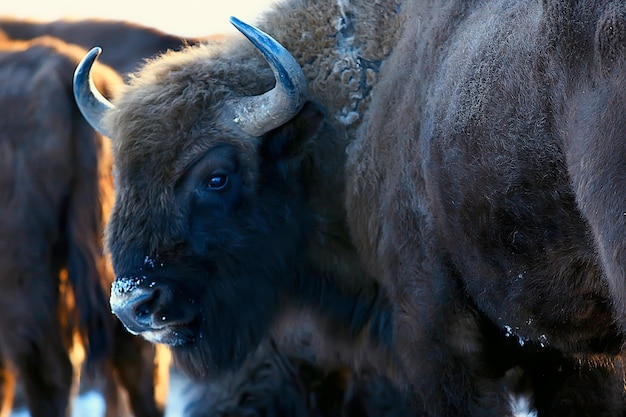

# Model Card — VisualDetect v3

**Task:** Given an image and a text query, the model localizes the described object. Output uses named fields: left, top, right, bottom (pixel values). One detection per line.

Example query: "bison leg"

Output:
left=110, top=320, right=166, bottom=417
left=392, top=295, right=513, bottom=416
left=0, top=276, right=74, bottom=417
left=12, top=322, right=74, bottom=417
left=0, top=360, right=16, bottom=417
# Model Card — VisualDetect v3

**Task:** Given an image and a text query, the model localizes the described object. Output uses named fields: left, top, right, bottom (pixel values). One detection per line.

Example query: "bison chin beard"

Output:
left=171, top=340, right=225, bottom=381
left=168, top=269, right=285, bottom=381
left=171, top=312, right=279, bottom=380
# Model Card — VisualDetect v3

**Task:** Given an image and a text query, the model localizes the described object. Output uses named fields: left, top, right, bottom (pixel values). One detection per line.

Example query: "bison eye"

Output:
left=206, top=174, right=229, bottom=190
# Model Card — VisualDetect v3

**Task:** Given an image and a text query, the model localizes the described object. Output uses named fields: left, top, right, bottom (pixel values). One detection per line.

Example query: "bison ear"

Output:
left=260, top=100, right=327, bottom=168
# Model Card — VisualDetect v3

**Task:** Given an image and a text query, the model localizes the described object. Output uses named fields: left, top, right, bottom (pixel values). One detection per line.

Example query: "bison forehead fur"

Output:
left=346, top=0, right=626, bottom=415
left=100, top=0, right=402, bottom=379
left=104, top=45, right=272, bottom=257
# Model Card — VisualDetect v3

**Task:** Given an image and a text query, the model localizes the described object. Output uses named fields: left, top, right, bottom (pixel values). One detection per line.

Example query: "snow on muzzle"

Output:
left=110, top=276, right=194, bottom=346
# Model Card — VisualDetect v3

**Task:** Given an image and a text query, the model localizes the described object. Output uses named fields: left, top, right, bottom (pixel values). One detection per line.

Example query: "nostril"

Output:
left=134, top=289, right=160, bottom=322
left=111, top=288, right=162, bottom=333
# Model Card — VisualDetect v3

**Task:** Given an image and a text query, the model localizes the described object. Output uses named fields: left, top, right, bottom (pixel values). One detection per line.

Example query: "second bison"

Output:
left=0, top=35, right=165, bottom=417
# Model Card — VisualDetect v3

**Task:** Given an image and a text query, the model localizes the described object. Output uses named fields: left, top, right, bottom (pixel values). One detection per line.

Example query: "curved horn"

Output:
left=73, top=47, right=114, bottom=138
left=229, top=17, right=308, bottom=137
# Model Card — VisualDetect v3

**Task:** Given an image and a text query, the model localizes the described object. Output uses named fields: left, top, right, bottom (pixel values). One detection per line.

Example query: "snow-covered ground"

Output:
left=511, top=394, right=537, bottom=417
left=9, top=370, right=190, bottom=417
left=10, top=369, right=536, bottom=417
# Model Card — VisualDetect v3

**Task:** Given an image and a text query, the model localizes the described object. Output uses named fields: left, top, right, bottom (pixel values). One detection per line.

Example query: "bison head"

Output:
left=73, top=18, right=331, bottom=379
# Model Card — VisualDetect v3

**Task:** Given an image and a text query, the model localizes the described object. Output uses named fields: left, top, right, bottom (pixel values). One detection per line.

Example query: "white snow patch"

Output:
left=336, top=110, right=360, bottom=126
left=10, top=370, right=190, bottom=417
left=111, top=276, right=144, bottom=295
left=503, top=324, right=530, bottom=347
left=510, top=392, right=537, bottom=417
left=144, top=255, right=156, bottom=269
left=336, top=0, right=349, bottom=26
left=10, top=390, right=105, bottom=417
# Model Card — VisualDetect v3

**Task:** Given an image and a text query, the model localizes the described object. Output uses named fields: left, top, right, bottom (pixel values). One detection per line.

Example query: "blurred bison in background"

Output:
left=0, top=17, right=202, bottom=75
left=0, top=35, right=165, bottom=417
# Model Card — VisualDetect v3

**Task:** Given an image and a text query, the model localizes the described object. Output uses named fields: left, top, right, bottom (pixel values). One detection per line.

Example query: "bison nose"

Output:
left=110, top=277, right=161, bottom=334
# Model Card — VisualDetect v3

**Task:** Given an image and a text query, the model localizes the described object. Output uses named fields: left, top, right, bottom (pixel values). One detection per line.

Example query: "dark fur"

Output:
left=0, top=17, right=201, bottom=74
left=183, top=339, right=408, bottom=417
left=0, top=36, right=163, bottom=417
left=346, top=0, right=626, bottom=415
left=101, top=0, right=402, bottom=383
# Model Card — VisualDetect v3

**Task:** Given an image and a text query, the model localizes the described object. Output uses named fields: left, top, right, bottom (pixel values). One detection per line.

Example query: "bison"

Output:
left=0, top=36, right=165, bottom=417
left=75, top=0, right=626, bottom=415
left=345, top=0, right=626, bottom=415
left=73, top=0, right=403, bottom=383
left=0, top=17, right=201, bottom=75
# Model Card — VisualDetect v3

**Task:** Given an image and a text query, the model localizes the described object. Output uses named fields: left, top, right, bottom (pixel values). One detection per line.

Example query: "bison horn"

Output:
left=228, top=17, right=308, bottom=137
left=73, top=46, right=114, bottom=138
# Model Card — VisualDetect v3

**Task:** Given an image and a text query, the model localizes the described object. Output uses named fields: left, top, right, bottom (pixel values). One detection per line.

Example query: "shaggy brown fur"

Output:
left=0, top=17, right=200, bottom=75
left=90, top=0, right=403, bottom=391
left=0, top=36, right=164, bottom=417
left=346, top=0, right=626, bottom=415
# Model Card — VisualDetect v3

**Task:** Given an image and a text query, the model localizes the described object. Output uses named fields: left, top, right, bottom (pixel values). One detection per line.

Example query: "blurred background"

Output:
left=2, top=0, right=277, bottom=37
